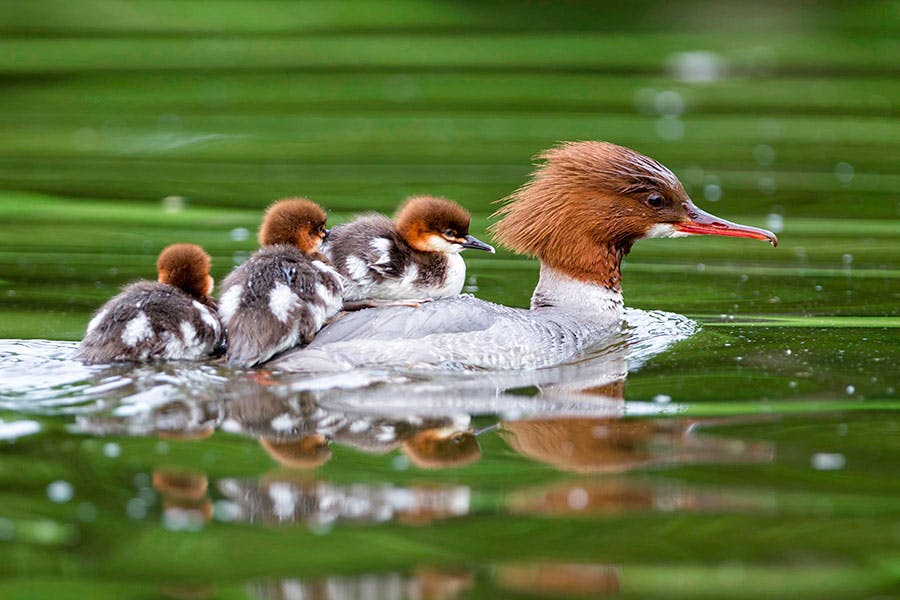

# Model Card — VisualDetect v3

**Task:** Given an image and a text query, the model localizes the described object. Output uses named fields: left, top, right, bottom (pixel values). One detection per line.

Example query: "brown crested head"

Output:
left=489, top=142, right=688, bottom=288
left=489, top=141, right=777, bottom=289
left=258, top=198, right=328, bottom=254
left=402, top=428, right=482, bottom=469
left=394, top=195, right=473, bottom=253
left=157, top=243, right=213, bottom=297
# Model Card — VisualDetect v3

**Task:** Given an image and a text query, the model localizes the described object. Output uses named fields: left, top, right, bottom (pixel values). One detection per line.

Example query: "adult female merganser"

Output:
left=272, top=141, right=777, bottom=372
left=322, top=195, right=494, bottom=305
left=78, top=243, right=223, bottom=364
left=218, top=198, right=343, bottom=368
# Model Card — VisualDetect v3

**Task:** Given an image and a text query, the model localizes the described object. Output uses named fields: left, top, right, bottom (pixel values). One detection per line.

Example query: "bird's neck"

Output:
left=530, top=263, right=624, bottom=319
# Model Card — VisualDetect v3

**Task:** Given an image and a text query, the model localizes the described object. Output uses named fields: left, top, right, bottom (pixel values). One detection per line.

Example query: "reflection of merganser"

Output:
left=274, top=141, right=776, bottom=372
left=218, top=198, right=343, bottom=367
left=322, top=195, right=494, bottom=305
left=78, top=244, right=223, bottom=364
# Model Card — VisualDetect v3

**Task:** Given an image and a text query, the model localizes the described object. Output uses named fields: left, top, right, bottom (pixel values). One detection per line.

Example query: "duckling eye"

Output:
left=443, top=229, right=457, bottom=237
left=646, top=194, right=664, bottom=209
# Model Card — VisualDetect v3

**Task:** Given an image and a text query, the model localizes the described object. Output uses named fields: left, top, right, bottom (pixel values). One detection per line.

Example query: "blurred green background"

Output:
left=1, top=0, right=897, bottom=339
left=0, top=3, right=898, bottom=598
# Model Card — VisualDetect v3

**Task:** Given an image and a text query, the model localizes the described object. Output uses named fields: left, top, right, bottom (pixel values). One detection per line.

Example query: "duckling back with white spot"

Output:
left=219, top=245, right=343, bottom=367
left=78, top=281, right=223, bottom=364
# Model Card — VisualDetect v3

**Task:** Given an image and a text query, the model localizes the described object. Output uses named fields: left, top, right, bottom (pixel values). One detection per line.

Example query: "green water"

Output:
left=0, top=1, right=898, bottom=598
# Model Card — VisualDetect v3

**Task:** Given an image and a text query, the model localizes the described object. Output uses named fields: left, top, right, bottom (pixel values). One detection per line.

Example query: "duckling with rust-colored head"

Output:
left=218, top=198, right=343, bottom=368
left=78, top=243, right=223, bottom=364
left=322, top=195, right=494, bottom=306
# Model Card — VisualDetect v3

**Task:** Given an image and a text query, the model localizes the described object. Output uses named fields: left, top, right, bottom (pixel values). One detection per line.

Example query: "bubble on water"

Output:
left=232, top=251, right=248, bottom=266
left=753, top=144, right=775, bottom=166
left=845, top=385, right=855, bottom=395
left=834, top=162, right=854, bottom=184
left=103, top=442, right=121, bottom=458
left=656, top=116, right=685, bottom=141
left=696, top=263, right=706, bottom=272
left=765, top=213, right=784, bottom=233
left=76, top=502, right=98, bottom=523
left=162, top=196, right=185, bottom=213
left=667, top=51, right=726, bottom=83
left=213, top=500, right=243, bottom=522
left=740, top=274, right=749, bottom=283
left=163, top=507, right=205, bottom=532
left=736, top=356, right=743, bottom=362
left=703, top=184, right=722, bottom=202
left=229, top=227, right=250, bottom=242
left=392, top=454, right=410, bottom=471
left=47, top=480, right=74, bottom=504
left=815, top=285, right=823, bottom=292
left=842, top=254, right=853, bottom=266
left=126, top=497, right=148, bottom=520
left=785, top=349, right=792, bottom=355
left=788, top=381, right=798, bottom=389
left=653, top=394, right=672, bottom=404
left=655, top=90, right=685, bottom=116
left=567, top=487, right=590, bottom=510
left=757, top=176, right=777, bottom=195
left=0, top=419, right=41, bottom=441
left=633, top=87, right=659, bottom=114
left=0, top=518, right=14, bottom=541
left=812, top=453, right=846, bottom=471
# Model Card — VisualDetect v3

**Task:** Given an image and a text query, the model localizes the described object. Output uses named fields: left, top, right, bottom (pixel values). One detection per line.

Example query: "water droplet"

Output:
left=633, top=87, right=659, bottom=114
left=845, top=385, right=855, bottom=395
left=653, top=394, right=672, bottom=404
left=213, top=500, right=242, bottom=522
left=0, top=518, right=14, bottom=541
left=655, top=90, right=685, bottom=116
left=567, top=487, right=590, bottom=510
left=811, top=453, right=846, bottom=471
left=696, top=263, right=706, bottom=272
left=103, top=442, right=121, bottom=458
left=834, top=162, right=854, bottom=184
left=392, top=454, right=410, bottom=471
left=753, top=144, right=775, bottom=166
left=656, top=115, right=684, bottom=141
left=788, top=381, right=798, bottom=389
left=757, top=175, right=777, bottom=195
left=229, top=227, right=250, bottom=242
left=126, top=497, right=148, bottom=520
left=703, top=184, right=722, bottom=202
left=765, top=213, right=784, bottom=233
left=667, top=51, right=726, bottom=83
left=785, top=349, right=792, bottom=355
left=162, top=196, right=186, bottom=213
left=814, top=285, right=823, bottom=292
left=47, top=480, right=74, bottom=503
left=842, top=254, right=853, bottom=266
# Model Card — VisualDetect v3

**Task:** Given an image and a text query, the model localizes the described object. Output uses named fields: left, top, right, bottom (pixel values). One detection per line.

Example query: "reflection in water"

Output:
left=219, top=476, right=470, bottom=528
left=247, top=568, right=474, bottom=600
left=501, top=418, right=775, bottom=473
left=494, top=563, right=620, bottom=597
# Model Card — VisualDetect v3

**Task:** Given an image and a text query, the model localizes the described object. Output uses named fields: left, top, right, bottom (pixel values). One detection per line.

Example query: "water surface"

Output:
left=0, top=1, right=898, bottom=598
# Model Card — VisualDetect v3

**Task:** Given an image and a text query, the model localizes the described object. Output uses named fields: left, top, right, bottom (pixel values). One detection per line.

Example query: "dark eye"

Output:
left=646, top=194, right=664, bottom=208
left=444, top=229, right=456, bottom=237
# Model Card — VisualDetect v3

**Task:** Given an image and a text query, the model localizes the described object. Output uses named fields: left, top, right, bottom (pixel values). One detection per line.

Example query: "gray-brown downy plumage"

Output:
left=78, top=243, right=223, bottom=364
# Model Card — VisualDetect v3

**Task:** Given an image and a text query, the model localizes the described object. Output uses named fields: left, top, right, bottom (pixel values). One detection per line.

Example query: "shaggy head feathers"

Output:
left=489, top=141, right=689, bottom=288
left=259, top=198, right=329, bottom=253
left=394, top=196, right=472, bottom=252
left=156, top=243, right=213, bottom=298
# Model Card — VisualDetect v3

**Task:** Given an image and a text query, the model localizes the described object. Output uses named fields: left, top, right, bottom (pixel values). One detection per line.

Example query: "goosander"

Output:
left=322, top=195, right=494, bottom=305
left=272, top=140, right=777, bottom=372
left=218, top=198, right=343, bottom=368
left=78, top=243, right=223, bottom=364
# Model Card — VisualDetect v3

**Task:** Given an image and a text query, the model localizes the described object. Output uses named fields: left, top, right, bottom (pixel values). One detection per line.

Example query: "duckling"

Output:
left=218, top=198, right=343, bottom=367
left=322, top=195, right=494, bottom=306
left=78, top=243, right=223, bottom=364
